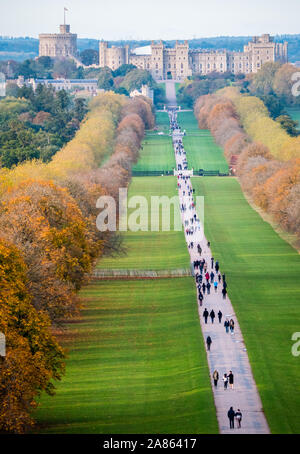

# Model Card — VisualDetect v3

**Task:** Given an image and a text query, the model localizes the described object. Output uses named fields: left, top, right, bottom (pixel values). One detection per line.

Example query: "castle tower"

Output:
left=39, top=23, right=77, bottom=58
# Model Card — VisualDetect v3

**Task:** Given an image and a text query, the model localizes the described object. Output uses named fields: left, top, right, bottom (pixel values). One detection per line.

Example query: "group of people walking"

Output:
left=170, top=109, right=243, bottom=431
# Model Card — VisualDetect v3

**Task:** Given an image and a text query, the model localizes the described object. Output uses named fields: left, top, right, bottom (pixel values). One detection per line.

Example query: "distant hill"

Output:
left=1, top=34, right=300, bottom=62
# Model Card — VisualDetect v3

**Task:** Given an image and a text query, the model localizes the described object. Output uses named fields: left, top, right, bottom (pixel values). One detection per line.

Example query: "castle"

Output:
left=39, top=24, right=288, bottom=81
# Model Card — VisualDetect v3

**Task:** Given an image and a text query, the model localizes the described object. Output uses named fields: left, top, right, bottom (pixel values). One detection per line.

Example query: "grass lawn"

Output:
left=35, top=278, right=218, bottom=434
left=155, top=111, right=170, bottom=132
left=192, top=176, right=300, bottom=434
left=97, top=177, right=190, bottom=270
left=177, top=112, right=229, bottom=173
left=132, top=133, right=175, bottom=172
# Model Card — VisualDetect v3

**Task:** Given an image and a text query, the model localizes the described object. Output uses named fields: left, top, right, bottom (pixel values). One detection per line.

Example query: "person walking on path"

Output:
left=218, top=310, right=222, bottom=323
left=210, top=309, right=215, bottom=324
left=214, top=281, right=218, bottom=293
left=207, top=281, right=211, bottom=295
left=206, top=336, right=212, bottom=351
left=210, top=271, right=214, bottom=283
left=203, top=308, right=209, bottom=324
left=223, top=373, right=228, bottom=390
left=227, top=407, right=235, bottom=429
left=230, top=319, right=235, bottom=334
left=224, top=319, right=229, bottom=333
left=205, top=272, right=209, bottom=283
left=212, top=370, right=219, bottom=387
left=211, top=257, right=214, bottom=268
left=228, top=370, right=234, bottom=389
left=222, top=287, right=227, bottom=299
left=218, top=273, right=221, bottom=283
left=215, top=261, right=219, bottom=273
left=202, top=282, right=206, bottom=294
left=235, top=409, right=242, bottom=428
left=198, top=292, right=203, bottom=306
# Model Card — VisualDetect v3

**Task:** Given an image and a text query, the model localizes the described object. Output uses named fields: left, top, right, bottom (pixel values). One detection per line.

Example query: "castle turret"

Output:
left=39, top=23, right=77, bottom=58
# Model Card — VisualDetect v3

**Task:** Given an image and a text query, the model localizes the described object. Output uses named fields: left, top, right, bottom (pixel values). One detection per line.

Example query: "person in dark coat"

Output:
left=224, top=319, right=230, bottom=333
left=207, top=281, right=211, bottom=295
left=211, top=257, right=214, bottom=268
left=218, top=273, right=221, bottom=283
left=222, top=288, right=227, bottom=299
left=210, top=271, right=214, bottom=283
left=227, top=407, right=235, bottom=429
left=206, top=336, right=212, bottom=351
left=215, top=261, right=219, bottom=272
left=218, top=310, right=222, bottom=323
left=203, top=308, right=209, bottom=324
left=210, top=309, right=215, bottom=324
left=198, top=292, right=203, bottom=306
left=222, top=273, right=226, bottom=282
left=202, top=282, right=206, bottom=294
left=228, top=370, right=234, bottom=389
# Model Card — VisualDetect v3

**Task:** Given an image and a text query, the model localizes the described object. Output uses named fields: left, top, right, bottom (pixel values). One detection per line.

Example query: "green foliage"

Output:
left=0, top=86, right=85, bottom=168
left=97, top=67, right=114, bottom=90
left=0, top=119, right=58, bottom=167
left=80, top=49, right=99, bottom=66
left=53, top=58, right=79, bottom=79
left=177, top=75, right=232, bottom=108
left=259, top=94, right=285, bottom=119
left=112, top=63, right=136, bottom=77
left=120, top=68, right=152, bottom=92
left=276, top=114, right=299, bottom=136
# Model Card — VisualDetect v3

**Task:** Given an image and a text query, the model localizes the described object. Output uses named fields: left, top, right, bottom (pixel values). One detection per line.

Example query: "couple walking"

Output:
left=228, top=407, right=243, bottom=429
left=223, top=370, right=234, bottom=389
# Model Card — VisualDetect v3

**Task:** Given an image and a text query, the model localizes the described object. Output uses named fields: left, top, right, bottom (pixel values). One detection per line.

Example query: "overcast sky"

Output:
left=0, top=0, right=299, bottom=40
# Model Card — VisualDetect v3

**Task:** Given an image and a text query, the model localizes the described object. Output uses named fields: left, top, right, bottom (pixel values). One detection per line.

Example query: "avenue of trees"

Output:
left=194, top=89, right=300, bottom=243
left=0, top=91, right=154, bottom=432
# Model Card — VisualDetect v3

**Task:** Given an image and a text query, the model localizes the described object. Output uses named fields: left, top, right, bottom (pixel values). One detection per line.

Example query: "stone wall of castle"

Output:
left=39, top=24, right=77, bottom=58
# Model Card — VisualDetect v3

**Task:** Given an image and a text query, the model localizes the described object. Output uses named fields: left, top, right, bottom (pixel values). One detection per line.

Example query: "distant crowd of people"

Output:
left=169, top=109, right=242, bottom=431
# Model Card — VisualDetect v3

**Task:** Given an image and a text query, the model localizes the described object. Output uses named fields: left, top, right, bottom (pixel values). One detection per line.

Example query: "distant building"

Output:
left=39, top=24, right=77, bottom=58
left=99, top=34, right=288, bottom=80
left=17, top=76, right=98, bottom=93
left=38, top=21, right=288, bottom=81
left=130, top=84, right=154, bottom=103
